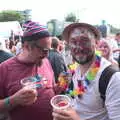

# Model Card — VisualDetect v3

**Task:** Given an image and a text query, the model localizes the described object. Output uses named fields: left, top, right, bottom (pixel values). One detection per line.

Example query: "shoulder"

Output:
left=48, top=49, right=58, bottom=59
left=100, top=58, right=120, bottom=97
left=0, top=57, right=17, bottom=83
left=104, top=71, right=120, bottom=119
left=0, top=56, right=17, bottom=69
left=99, top=57, right=111, bottom=71
left=49, top=51, right=64, bottom=62
left=105, top=71, right=120, bottom=103
left=0, top=50, right=13, bottom=56
left=107, top=71, right=120, bottom=87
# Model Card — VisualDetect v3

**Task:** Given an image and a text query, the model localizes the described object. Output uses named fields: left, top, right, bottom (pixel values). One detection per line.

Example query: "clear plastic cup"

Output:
left=20, top=77, right=37, bottom=93
left=50, top=95, right=71, bottom=110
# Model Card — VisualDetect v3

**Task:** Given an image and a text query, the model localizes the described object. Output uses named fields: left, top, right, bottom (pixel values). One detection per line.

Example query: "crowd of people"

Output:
left=0, top=20, right=120, bottom=120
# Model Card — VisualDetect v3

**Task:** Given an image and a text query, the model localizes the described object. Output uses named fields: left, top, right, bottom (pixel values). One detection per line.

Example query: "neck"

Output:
left=79, top=55, right=96, bottom=76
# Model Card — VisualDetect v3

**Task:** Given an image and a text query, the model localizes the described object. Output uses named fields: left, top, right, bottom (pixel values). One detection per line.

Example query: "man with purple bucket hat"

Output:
left=0, top=21, right=57, bottom=120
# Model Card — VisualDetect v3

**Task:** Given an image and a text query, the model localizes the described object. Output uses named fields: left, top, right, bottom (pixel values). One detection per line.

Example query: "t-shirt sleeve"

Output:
left=105, top=72, right=120, bottom=119
left=0, top=63, right=7, bottom=98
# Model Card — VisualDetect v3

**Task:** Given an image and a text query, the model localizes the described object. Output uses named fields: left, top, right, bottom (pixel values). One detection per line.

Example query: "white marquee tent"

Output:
left=0, top=21, right=23, bottom=38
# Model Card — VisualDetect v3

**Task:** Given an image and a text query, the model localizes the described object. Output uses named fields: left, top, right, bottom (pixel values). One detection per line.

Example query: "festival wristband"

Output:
left=4, top=97, right=11, bottom=107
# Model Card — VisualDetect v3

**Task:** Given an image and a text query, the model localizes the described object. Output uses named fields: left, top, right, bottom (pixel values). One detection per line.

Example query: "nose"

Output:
left=76, top=43, right=84, bottom=50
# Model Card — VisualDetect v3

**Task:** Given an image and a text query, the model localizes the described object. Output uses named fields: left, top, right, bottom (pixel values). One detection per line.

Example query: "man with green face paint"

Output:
left=52, top=23, right=120, bottom=120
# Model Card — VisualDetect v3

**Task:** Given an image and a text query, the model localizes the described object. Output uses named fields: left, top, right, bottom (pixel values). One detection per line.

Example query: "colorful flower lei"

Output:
left=58, top=51, right=101, bottom=98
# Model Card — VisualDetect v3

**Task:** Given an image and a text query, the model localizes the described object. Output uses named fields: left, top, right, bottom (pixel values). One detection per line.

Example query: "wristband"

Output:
left=4, top=97, right=11, bottom=107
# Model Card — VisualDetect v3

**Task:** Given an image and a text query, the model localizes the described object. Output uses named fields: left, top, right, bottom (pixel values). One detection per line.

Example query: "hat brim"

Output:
left=62, top=23, right=100, bottom=42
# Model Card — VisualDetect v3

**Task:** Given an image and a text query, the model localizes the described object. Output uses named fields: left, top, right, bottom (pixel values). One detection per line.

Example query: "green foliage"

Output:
left=109, top=25, right=120, bottom=34
left=65, top=13, right=77, bottom=22
left=0, top=10, right=25, bottom=22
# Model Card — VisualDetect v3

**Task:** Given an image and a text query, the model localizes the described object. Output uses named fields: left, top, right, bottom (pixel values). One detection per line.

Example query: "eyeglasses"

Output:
left=34, top=44, right=49, bottom=53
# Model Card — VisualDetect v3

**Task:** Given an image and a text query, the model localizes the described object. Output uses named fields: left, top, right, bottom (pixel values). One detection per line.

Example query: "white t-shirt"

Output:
left=16, top=42, right=22, bottom=55
left=108, top=39, right=119, bottom=59
left=72, top=57, right=120, bottom=120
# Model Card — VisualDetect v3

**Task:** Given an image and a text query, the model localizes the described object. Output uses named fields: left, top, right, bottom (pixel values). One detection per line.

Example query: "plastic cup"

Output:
left=50, top=95, right=71, bottom=110
left=20, top=77, right=37, bottom=93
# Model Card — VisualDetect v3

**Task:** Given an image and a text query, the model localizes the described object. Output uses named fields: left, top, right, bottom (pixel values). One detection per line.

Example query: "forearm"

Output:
left=0, top=95, right=18, bottom=112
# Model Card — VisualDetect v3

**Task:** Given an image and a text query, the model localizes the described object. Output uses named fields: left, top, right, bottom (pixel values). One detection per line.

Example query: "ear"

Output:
left=91, top=38, right=97, bottom=48
left=95, top=44, right=98, bottom=50
left=95, top=39, right=99, bottom=48
left=23, top=41, right=30, bottom=50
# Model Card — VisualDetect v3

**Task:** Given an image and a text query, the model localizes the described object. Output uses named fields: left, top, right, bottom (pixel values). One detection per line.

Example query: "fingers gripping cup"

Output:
left=20, top=77, right=38, bottom=104
left=50, top=95, right=71, bottom=110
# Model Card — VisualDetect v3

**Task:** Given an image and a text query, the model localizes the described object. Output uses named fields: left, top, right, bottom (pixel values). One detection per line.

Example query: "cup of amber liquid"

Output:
left=20, top=77, right=37, bottom=93
left=50, top=95, right=71, bottom=110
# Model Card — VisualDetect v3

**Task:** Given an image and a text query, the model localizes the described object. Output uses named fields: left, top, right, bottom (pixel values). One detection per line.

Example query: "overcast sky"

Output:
left=0, top=0, right=120, bottom=27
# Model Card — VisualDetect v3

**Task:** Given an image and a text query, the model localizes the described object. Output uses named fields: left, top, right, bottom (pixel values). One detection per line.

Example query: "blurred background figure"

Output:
left=97, top=39, right=118, bottom=66
left=15, top=38, right=22, bottom=55
left=0, top=40, right=14, bottom=64
left=59, top=40, right=66, bottom=61
left=48, top=37, right=67, bottom=83
left=97, top=20, right=107, bottom=38
left=113, top=33, right=120, bottom=68
left=115, top=32, right=120, bottom=47
left=9, top=37, right=16, bottom=54
left=5, top=39, right=10, bottom=50
left=107, top=34, right=120, bottom=61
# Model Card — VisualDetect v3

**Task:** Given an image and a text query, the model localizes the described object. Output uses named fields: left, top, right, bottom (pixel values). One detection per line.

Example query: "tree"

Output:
left=47, top=19, right=58, bottom=36
left=0, top=10, right=25, bottom=23
left=109, top=25, right=120, bottom=34
left=65, top=13, right=77, bottom=22
left=18, top=9, right=32, bottom=22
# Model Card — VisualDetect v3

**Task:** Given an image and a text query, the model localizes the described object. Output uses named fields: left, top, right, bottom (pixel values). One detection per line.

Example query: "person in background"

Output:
left=9, top=38, right=16, bottom=54
left=0, top=21, right=57, bottom=120
left=0, top=41, right=14, bottom=64
left=115, top=32, right=120, bottom=47
left=114, top=33, right=120, bottom=68
left=15, top=39, right=22, bottom=55
left=107, top=34, right=119, bottom=61
left=48, top=37, right=67, bottom=83
left=5, top=39, right=10, bottom=50
left=97, top=39, right=118, bottom=66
